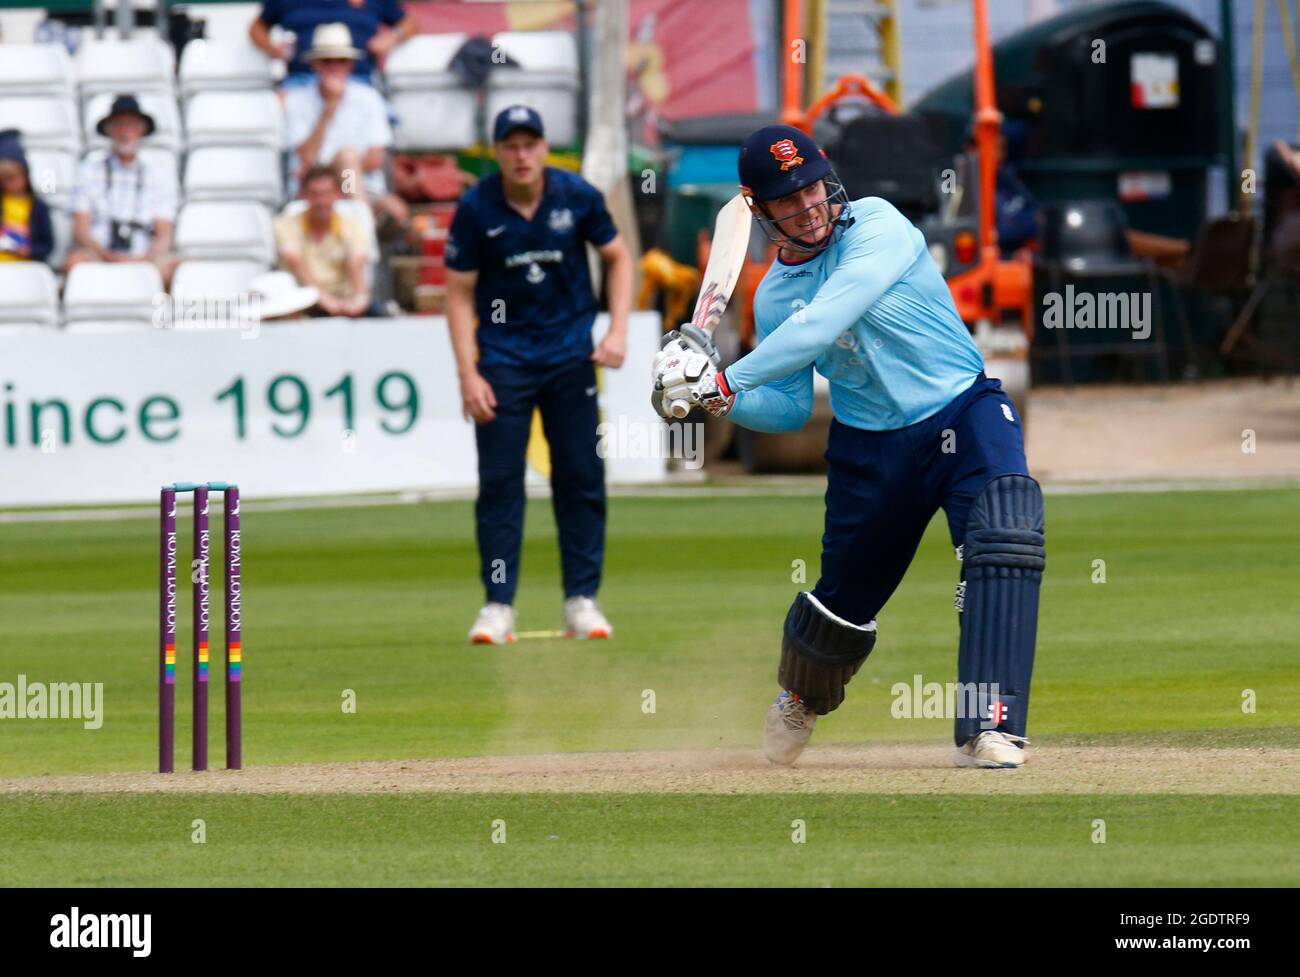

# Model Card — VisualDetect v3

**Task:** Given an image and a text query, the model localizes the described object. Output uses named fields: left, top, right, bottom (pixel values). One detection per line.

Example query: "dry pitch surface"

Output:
left=3, top=744, right=1296, bottom=796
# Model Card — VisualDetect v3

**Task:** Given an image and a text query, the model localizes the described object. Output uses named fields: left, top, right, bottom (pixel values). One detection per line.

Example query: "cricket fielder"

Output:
left=652, top=125, right=1045, bottom=768
left=448, top=105, right=633, bottom=644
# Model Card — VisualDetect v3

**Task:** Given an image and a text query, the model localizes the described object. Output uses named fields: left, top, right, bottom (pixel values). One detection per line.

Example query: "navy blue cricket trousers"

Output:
left=474, top=357, right=605, bottom=604
left=812, top=374, right=1028, bottom=624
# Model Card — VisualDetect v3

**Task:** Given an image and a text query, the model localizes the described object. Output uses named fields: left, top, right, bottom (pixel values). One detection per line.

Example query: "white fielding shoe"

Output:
left=955, top=730, right=1029, bottom=768
left=564, top=596, right=612, bottom=639
left=763, top=690, right=817, bottom=766
left=468, top=602, right=516, bottom=645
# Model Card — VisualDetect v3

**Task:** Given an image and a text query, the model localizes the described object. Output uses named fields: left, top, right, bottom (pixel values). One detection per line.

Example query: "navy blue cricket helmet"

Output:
left=737, top=124, right=850, bottom=255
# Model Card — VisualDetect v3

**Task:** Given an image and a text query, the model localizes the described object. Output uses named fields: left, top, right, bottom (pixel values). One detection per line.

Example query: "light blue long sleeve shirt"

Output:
left=726, top=197, right=984, bottom=433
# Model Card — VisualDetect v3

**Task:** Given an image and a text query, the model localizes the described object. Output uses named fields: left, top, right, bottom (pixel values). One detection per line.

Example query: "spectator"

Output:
left=274, top=165, right=371, bottom=318
left=284, top=23, right=409, bottom=229
left=0, top=130, right=54, bottom=265
left=65, top=96, right=178, bottom=284
left=250, top=0, right=416, bottom=90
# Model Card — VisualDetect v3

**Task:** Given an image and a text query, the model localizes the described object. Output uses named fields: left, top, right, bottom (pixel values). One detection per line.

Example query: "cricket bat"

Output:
left=665, top=193, right=752, bottom=419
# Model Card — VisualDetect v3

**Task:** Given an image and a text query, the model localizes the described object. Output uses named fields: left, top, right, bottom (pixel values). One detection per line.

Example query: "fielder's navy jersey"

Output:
left=447, top=167, right=618, bottom=368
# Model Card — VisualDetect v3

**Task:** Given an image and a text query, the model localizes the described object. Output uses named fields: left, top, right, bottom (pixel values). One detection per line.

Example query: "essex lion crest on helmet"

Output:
left=769, top=138, right=804, bottom=171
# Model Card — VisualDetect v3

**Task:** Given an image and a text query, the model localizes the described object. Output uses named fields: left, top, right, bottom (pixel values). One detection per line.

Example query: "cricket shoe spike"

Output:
left=469, top=602, right=516, bottom=645
left=764, top=690, right=817, bottom=766
left=564, top=596, right=611, bottom=639
left=954, top=730, right=1030, bottom=768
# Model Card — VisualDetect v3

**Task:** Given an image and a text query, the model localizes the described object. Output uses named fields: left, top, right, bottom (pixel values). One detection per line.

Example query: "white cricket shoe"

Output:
left=955, top=730, right=1029, bottom=768
left=763, top=690, right=817, bottom=766
left=564, top=596, right=612, bottom=639
left=468, top=602, right=516, bottom=645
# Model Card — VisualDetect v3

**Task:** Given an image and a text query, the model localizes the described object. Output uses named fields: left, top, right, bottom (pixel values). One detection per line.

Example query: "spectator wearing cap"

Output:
left=250, top=0, right=417, bottom=90
left=283, top=23, right=408, bottom=229
left=274, top=165, right=371, bottom=318
left=448, top=105, right=634, bottom=646
left=0, top=129, right=54, bottom=265
left=65, top=95, right=179, bottom=283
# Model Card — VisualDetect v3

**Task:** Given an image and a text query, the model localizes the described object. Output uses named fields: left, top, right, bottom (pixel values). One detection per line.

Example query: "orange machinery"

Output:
left=782, top=0, right=1033, bottom=339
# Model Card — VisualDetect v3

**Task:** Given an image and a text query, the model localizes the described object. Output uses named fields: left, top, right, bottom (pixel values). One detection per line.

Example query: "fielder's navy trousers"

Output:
left=812, top=373, right=1029, bottom=624
left=474, top=357, right=605, bottom=605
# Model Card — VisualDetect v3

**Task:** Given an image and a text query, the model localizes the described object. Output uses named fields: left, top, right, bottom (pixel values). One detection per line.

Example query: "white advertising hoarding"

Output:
left=0, top=313, right=665, bottom=506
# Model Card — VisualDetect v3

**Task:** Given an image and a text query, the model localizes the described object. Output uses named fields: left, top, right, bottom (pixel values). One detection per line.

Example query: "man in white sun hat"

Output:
left=283, top=23, right=407, bottom=227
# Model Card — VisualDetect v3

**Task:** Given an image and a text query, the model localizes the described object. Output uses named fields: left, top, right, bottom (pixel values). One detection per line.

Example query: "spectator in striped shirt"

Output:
left=65, top=96, right=179, bottom=285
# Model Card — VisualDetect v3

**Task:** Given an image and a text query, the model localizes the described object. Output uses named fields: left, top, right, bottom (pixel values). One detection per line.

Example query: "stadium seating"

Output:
left=184, top=90, right=284, bottom=150
left=184, top=147, right=284, bottom=208
left=74, top=35, right=176, bottom=103
left=385, top=34, right=476, bottom=151
left=0, top=96, right=81, bottom=155
left=485, top=31, right=580, bottom=148
left=175, top=202, right=276, bottom=266
left=47, top=210, right=71, bottom=270
left=0, top=43, right=75, bottom=100
left=172, top=260, right=268, bottom=300
left=178, top=40, right=276, bottom=101
left=24, top=148, right=76, bottom=212
left=82, top=91, right=183, bottom=154
left=0, top=263, right=60, bottom=327
left=63, top=261, right=164, bottom=324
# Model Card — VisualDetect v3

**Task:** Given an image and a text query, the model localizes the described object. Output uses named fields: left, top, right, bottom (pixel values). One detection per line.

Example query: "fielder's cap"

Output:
left=737, top=124, right=831, bottom=203
left=96, top=94, right=156, bottom=138
left=493, top=104, right=545, bottom=142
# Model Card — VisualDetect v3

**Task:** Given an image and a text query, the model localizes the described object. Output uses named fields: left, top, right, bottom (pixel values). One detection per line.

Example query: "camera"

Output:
left=109, top=219, right=135, bottom=253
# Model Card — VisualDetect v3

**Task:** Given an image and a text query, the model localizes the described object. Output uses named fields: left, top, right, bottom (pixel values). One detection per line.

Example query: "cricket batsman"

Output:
left=651, top=125, right=1045, bottom=768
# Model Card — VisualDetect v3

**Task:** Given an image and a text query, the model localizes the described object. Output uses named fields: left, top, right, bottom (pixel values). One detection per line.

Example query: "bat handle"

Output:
left=668, top=399, right=691, bottom=419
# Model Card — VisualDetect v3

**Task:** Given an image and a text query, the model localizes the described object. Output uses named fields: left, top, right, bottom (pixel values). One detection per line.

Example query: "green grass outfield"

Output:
left=1, top=487, right=1297, bottom=885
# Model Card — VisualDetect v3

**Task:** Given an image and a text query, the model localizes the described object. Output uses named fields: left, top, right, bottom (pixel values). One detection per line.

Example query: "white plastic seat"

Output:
left=75, top=35, right=176, bottom=99
left=172, top=260, right=268, bottom=300
left=384, top=34, right=476, bottom=151
left=24, top=149, right=77, bottom=212
left=0, top=43, right=75, bottom=100
left=48, top=209, right=72, bottom=269
left=486, top=31, right=579, bottom=147
left=83, top=91, right=183, bottom=154
left=383, top=34, right=467, bottom=91
left=0, top=97, right=81, bottom=154
left=178, top=40, right=275, bottom=100
left=175, top=202, right=276, bottom=265
left=184, top=147, right=283, bottom=208
left=0, top=263, right=60, bottom=327
left=185, top=91, right=284, bottom=150
left=63, top=261, right=164, bottom=323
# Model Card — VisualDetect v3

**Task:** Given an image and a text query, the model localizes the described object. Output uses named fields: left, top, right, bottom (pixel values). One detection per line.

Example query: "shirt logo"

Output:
left=1001, top=403, right=1015, bottom=422
left=548, top=208, right=574, bottom=233
left=770, top=139, right=804, bottom=171
left=526, top=262, right=546, bottom=284
left=486, top=226, right=506, bottom=238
